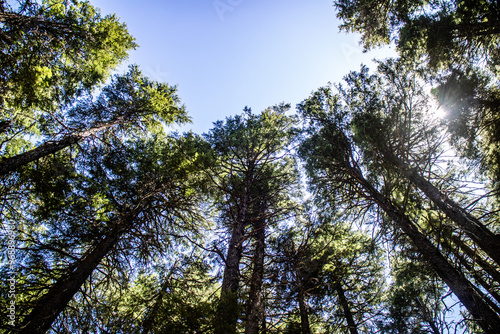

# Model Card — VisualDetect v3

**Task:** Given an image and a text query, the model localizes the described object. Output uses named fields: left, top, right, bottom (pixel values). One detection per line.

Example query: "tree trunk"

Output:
left=297, top=284, right=311, bottom=334
left=352, top=167, right=500, bottom=334
left=0, top=116, right=127, bottom=176
left=451, top=234, right=500, bottom=284
left=245, top=216, right=266, bottom=334
left=18, top=221, right=130, bottom=333
left=336, top=282, right=358, bottom=334
left=215, top=192, right=250, bottom=334
left=451, top=245, right=500, bottom=311
left=389, top=154, right=500, bottom=266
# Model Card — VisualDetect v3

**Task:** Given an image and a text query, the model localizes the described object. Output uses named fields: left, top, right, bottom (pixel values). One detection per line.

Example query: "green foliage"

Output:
left=2, top=0, right=498, bottom=331
left=334, top=0, right=500, bottom=195
left=297, top=58, right=498, bottom=333
left=0, top=130, right=212, bottom=330
left=0, top=0, right=137, bottom=111
left=58, top=65, right=189, bottom=140
left=334, top=0, right=500, bottom=72
left=204, top=106, right=301, bottom=332
left=205, top=104, right=300, bottom=225
left=0, top=1, right=205, bottom=328
left=270, top=211, right=385, bottom=333
left=51, top=255, right=218, bottom=333
left=432, top=68, right=500, bottom=189
left=377, top=257, right=445, bottom=334
left=0, top=0, right=137, bottom=171
left=29, top=154, right=79, bottom=219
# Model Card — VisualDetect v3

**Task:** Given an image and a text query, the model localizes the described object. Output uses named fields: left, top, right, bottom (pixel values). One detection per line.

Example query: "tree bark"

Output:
left=0, top=116, right=128, bottom=176
left=220, top=217, right=246, bottom=294
left=336, top=282, right=358, bottom=334
left=297, top=283, right=311, bottom=334
left=352, top=167, right=500, bottom=334
left=245, top=215, right=266, bottom=334
left=18, top=220, right=131, bottom=333
left=451, top=234, right=500, bottom=284
left=0, top=11, right=86, bottom=40
left=450, top=244, right=500, bottom=310
left=215, top=191, right=250, bottom=334
left=389, top=154, right=500, bottom=266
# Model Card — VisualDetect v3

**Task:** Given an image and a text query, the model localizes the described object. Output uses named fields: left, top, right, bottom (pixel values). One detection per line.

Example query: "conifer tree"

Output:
left=298, top=72, right=500, bottom=333
left=0, top=0, right=136, bottom=170
left=271, top=210, right=385, bottom=334
left=10, top=134, right=209, bottom=333
left=204, top=106, right=298, bottom=334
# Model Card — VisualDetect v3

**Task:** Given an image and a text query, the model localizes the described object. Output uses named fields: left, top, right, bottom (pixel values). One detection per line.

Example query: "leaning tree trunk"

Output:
left=335, top=282, right=358, bottom=334
left=245, top=215, right=266, bottom=334
left=456, top=253, right=500, bottom=312
left=0, top=115, right=129, bottom=176
left=352, top=167, right=500, bottom=334
left=18, top=219, right=132, bottom=334
left=446, top=236, right=500, bottom=309
left=388, top=153, right=500, bottom=266
left=451, top=234, right=500, bottom=284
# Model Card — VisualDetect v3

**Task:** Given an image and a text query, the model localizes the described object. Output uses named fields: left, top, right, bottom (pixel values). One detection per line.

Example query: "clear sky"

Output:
left=91, top=0, right=395, bottom=133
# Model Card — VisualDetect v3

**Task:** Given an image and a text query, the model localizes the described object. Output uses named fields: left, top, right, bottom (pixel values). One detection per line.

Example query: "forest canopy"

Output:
left=1, top=0, right=499, bottom=333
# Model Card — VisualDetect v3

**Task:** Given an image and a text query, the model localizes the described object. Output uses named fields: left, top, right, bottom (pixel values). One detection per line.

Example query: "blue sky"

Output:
left=91, top=0, right=395, bottom=133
